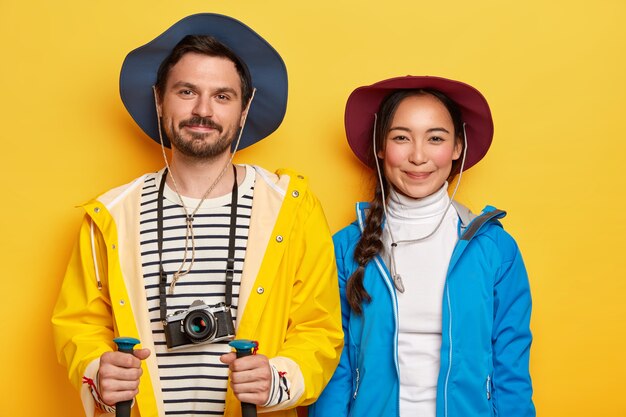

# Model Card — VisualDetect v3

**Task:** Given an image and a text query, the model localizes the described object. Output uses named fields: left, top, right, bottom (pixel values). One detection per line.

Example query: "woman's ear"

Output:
left=377, top=138, right=385, bottom=159
left=452, top=137, right=462, bottom=161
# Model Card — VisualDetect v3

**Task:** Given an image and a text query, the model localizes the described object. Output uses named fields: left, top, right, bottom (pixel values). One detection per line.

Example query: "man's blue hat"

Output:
left=119, top=13, right=288, bottom=149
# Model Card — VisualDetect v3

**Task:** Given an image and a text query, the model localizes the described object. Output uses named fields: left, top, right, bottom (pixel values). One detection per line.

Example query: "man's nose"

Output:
left=192, top=96, right=213, bottom=117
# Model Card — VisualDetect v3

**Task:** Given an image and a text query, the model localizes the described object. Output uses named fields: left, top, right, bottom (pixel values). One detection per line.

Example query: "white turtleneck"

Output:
left=381, top=183, right=459, bottom=417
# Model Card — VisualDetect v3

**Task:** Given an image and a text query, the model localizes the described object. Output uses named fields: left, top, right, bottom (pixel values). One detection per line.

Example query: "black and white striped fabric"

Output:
left=140, top=166, right=254, bottom=416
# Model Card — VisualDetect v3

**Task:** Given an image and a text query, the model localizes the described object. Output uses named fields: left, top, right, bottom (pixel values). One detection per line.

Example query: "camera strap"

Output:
left=157, top=165, right=239, bottom=324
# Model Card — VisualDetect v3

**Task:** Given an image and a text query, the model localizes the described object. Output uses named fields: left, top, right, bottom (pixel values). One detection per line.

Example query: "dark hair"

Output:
left=346, top=89, right=465, bottom=314
left=155, top=35, right=253, bottom=109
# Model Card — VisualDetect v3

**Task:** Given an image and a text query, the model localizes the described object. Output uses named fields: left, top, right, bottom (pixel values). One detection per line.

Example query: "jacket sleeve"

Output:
left=261, top=191, right=344, bottom=413
left=491, top=232, right=536, bottom=417
left=51, top=215, right=116, bottom=416
left=308, top=228, right=354, bottom=417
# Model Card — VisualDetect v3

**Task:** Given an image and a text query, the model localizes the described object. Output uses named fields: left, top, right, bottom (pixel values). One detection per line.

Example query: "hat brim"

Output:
left=345, top=76, right=493, bottom=170
left=119, top=13, right=288, bottom=149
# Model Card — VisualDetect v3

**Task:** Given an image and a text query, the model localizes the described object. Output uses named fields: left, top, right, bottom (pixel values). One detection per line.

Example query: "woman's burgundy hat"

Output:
left=345, top=75, right=494, bottom=169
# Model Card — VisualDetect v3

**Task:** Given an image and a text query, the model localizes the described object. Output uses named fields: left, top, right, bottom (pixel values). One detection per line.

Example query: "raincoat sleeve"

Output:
left=260, top=189, right=344, bottom=413
left=308, top=226, right=355, bottom=417
left=51, top=214, right=116, bottom=416
left=491, top=230, right=536, bottom=417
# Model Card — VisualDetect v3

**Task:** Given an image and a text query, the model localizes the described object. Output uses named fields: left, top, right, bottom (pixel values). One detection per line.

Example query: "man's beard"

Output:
left=167, top=116, right=237, bottom=159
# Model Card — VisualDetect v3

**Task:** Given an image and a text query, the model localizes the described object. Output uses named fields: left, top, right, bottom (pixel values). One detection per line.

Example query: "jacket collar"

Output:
left=355, top=199, right=478, bottom=234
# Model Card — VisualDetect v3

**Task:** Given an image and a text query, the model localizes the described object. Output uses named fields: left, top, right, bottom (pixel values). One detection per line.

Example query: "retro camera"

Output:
left=164, top=300, right=235, bottom=349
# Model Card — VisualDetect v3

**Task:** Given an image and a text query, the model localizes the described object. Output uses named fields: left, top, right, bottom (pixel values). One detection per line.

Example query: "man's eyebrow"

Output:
left=170, top=82, right=239, bottom=97
left=214, top=87, right=239, bottom=97
left=171, top=81, right=198, bottom=90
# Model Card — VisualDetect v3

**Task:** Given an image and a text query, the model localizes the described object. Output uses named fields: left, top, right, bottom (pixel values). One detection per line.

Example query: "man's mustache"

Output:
left=179, top=117, right=223, bottom=133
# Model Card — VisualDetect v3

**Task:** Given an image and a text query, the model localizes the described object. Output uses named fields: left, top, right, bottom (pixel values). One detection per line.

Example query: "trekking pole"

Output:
left=229, top=340, right=259, bottom=417
left=113, top=337, right=141, bottom=417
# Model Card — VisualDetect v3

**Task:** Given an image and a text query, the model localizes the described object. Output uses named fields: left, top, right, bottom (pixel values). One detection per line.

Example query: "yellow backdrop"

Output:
left=2, top=0, right=625, bottom=416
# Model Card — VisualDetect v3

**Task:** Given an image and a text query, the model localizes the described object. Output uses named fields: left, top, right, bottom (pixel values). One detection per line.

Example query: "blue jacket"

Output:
left=310, top=202, right=535, bottom=417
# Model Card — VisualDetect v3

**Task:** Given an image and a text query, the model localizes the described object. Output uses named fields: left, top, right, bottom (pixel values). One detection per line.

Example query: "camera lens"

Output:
left=183, top=310, right=216, bottom=343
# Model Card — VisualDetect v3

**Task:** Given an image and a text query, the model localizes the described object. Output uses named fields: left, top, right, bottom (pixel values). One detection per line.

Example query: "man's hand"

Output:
left=98, top=348, right=151, bottom=406
left=220, top=352, right=271, bottom=405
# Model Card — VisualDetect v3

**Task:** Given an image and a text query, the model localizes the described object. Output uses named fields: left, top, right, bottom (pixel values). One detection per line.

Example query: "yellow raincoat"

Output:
left=52, top=166, right=343, bottom=417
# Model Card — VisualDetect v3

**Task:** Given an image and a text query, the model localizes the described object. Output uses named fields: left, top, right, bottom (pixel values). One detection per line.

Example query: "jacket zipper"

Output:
left=353, top=368, right=360, bottom=399
left=443, top=282, right=453, bottom=417
left=443, top=210, right=502, bottom=417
